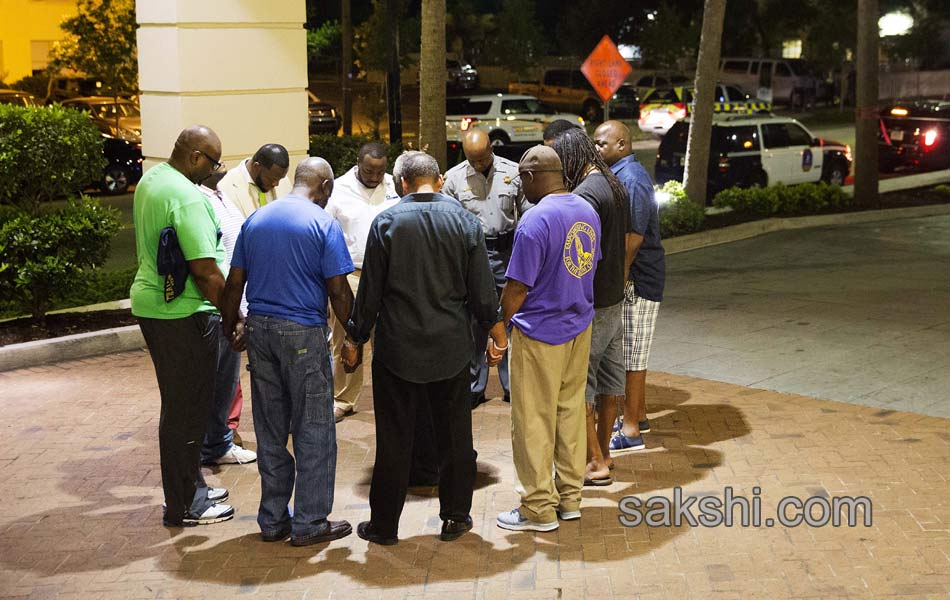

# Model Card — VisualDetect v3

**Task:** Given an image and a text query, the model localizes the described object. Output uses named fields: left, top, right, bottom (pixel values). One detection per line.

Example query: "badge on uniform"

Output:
left=503, top=176, right=511, bottom=184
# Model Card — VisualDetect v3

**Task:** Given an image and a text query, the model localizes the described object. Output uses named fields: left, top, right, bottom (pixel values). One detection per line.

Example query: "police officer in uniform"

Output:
left=442, top=129, right=530, bottom=407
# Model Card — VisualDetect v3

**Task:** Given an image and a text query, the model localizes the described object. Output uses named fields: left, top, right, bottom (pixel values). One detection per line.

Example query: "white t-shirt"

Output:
left=325, top=166, right=400, bottom=269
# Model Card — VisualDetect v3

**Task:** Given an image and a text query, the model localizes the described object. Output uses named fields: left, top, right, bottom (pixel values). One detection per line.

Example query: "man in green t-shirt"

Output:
left=131, top=125, right=240, bottom=527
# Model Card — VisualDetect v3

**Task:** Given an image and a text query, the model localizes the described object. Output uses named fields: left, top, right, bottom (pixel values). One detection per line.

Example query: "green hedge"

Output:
left=657, top=181, right=706, bottom=238
left=712, top=182, right=853, bottom=217
left=0, top=196, right=120, bottom=321
left=309, top=134, right=403, bottom=177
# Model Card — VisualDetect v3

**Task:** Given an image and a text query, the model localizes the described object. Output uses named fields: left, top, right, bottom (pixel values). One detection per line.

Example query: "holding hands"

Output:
left=342, top=336, right=363, bottom=373
left=486, top=321, right=508, bottom=367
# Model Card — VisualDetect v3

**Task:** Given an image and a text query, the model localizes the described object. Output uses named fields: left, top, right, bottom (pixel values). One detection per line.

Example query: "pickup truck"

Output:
left=509, top=69, right=606, bottom=123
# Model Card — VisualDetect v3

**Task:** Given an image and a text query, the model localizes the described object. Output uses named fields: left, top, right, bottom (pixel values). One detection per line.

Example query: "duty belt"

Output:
left=485, top=230, right=514, bottom=252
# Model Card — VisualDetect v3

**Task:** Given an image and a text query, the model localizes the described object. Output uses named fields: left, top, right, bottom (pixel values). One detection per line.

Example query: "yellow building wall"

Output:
left=0, top=0, right=76, bottom=82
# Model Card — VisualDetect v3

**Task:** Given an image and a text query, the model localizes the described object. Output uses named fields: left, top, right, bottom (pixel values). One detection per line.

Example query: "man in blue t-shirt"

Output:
left=593, top=121, right=667, bottom=454
left=221, top=157, right=355, bottom=547
left=497, top=145, right=601, bottom=533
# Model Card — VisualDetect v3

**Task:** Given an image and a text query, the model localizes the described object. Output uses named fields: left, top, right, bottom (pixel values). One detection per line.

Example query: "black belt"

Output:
left=485, top=231, right=514, bottom=251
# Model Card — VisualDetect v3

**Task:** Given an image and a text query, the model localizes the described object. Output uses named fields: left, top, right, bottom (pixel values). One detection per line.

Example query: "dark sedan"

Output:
left=879, top=100, right=950, bottom=172
left=308, top=91, right=341, bottom=135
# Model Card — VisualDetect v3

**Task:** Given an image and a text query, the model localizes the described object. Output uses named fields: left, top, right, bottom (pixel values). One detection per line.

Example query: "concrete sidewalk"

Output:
left=0, top=352, right=947, bottom=599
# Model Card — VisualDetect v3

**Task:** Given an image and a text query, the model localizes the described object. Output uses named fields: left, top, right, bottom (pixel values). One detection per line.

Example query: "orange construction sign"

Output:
left=581, top=35, right=632, bottom=103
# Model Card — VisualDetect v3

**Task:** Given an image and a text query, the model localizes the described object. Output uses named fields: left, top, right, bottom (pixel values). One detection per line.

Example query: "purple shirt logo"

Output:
left=563, top=221, right=597, bottom=279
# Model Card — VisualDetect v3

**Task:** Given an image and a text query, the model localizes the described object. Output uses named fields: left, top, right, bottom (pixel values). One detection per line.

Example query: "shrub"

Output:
left=0, top=196, right=120, bottom=321
left=934, top=184, right=950, bottom=196
left=712, top=182, right=853, bottom=217
left=657, top=180, right=706, bottom=238
left=0, top=104, right=105, bottom=215
left=309, top=134, right=403, bottom=177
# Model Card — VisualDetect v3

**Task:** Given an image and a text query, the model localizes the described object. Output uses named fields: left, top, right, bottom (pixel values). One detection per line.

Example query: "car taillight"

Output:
left=460, top=117, right=477, bottom=131
left=923, top=129, right=938, bottom=147
left=845, top=144, right=853, bottom=162
left=718, top=156, right=730, bottom=172
left=671, top=103, right=687, bottom=120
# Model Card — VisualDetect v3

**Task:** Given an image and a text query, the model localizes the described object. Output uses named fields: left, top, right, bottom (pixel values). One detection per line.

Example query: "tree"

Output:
left=306, top=20, right=342, bottom=72
left=639, top=1, right=701, bottom=70
left=683, top=0, right=727, bottom=206
left=853, top=0, right=879, bottom=208
left=353, top=0, right=420, bottom=75
left=484, top=0, right=547, bottom=77
left=49, top=0, right=138, bottom=98
left=419, top=0, right=447, bottom=168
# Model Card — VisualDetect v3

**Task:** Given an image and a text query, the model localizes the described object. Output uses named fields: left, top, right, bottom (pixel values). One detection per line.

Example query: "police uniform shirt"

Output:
left=441, top=154, right=530, bottom=237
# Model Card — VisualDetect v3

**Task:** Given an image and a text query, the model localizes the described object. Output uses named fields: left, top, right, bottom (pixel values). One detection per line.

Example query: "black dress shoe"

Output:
left=260, top=522, right=292, bottom=542
left=471, top=394, right=487, bottom=409
left=503, top=393, right=510, bottom=403
left=290, top=520, right=352, bottom=546
left=440, top=516, right=473, bottom=541
left=357, top=520, right=398, bottom=546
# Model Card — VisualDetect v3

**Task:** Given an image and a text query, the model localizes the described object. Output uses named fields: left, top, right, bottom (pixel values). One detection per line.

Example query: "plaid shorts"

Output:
left=622, top=281, right=661, bottom=371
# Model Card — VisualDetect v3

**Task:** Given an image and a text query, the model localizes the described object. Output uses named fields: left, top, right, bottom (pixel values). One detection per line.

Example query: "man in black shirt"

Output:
left=551, top=129, right=630, bottom=485
left=345, top=152, right=507, bottom=545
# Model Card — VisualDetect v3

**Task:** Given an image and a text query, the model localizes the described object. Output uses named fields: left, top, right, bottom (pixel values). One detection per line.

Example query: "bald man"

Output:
left=221, top=158, right=355, bottom=546
left=592, top=121, right=666, bottom=455
left=442, top=129, right=530, bottom=408
left=131, top=125, right=236, bottom=527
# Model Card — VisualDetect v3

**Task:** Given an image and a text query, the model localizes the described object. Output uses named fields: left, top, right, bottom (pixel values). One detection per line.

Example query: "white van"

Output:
left=719, top=58, right=820, bottom=108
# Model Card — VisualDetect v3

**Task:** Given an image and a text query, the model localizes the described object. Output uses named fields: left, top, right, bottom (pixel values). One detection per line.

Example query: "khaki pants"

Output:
left=509, top=324, right=592, bottom=523
left=329, top=270, right=372, bottom=412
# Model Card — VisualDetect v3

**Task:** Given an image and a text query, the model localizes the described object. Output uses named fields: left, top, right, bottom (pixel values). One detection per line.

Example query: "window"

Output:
left=786, top=123, right=813, bottom=146
left=723, top=60, right=749, bottom=73
left=670, top=75, right=690, bottom=86
left=30, top=40, right=53, bottom=72
left=761, top=123, right=791, bottom=148
left=725, top=86, right=746, bottom=100
left=501, top=99, right=543, bottom=115
left=782, top=40, right=803, bottom=59
left=776, top=62, right=792, bottom=77
left=750, top=61, right=760, bottom=76
left=715, top=86, right=726, bottom=103
left=636, top=76, right=653, bottom=87
left=655, top=76, right=669, bottom=89
left=544, top=70, right=571, bottom=87
left=721, top=126, right=760, bottom=153
left=446, top=99, right=492, bottom=115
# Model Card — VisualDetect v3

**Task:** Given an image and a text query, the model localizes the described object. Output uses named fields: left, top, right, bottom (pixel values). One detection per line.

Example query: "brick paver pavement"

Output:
left=0, top=350, right=947, bottom=599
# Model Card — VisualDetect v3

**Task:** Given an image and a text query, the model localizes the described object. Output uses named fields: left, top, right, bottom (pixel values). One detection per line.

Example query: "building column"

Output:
left=135, top=1, right=308, bottom=172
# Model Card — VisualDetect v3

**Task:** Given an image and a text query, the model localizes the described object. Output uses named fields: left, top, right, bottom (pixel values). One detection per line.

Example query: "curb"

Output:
left=666, top=202, right=950, bottom=255
left=0, top=324, right=145, bottom=372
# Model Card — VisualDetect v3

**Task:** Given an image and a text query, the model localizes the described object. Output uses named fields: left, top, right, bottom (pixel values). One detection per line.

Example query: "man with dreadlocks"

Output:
left=550, top=128, right=630, bottom=487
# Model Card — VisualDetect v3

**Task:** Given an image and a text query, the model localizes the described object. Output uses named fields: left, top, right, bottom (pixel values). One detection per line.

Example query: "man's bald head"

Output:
left=169, top=125, right=223, bottom=183
left=292, top=157, right=335, bottom=207
left=462, top=129, right=494, bottom=173
left=592, top=120, right=631, bottom=167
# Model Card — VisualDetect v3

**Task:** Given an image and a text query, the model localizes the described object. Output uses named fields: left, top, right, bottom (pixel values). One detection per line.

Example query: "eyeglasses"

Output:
left=193, top=149, right=224, bottom=171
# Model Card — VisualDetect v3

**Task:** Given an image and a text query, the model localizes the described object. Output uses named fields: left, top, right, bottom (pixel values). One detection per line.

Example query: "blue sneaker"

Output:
left=609, top=432, right=646, bottom=454
left=496, top=508, right=558, bottom=532
left=612, top=416, right=623, bottom=432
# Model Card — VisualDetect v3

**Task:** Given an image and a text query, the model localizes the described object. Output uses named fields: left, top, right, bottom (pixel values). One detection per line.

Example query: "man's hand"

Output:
left=229, top=319, right=247, bottom=352
left=342, top=337, right=362, bottom=373
left=486, top=321, right=508, bottom=367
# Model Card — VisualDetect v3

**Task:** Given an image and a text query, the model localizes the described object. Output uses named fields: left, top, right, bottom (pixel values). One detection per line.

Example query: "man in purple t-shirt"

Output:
left=496, top=145, right=601, bottom=532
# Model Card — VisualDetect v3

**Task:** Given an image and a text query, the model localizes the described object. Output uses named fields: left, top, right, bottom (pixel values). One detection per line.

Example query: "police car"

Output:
left=445, top=93, right=585, bottom=146
left=878, top=100, right=950, bottom=172
left=638, top=84, right=772, bottom=137
left=655, top=114, right=852, bottom=202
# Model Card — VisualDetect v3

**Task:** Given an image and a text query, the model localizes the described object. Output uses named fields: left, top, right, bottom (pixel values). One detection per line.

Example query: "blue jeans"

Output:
left=246, top=315, right=337, bottom=538
left=201, top=323, right=239, bottom=462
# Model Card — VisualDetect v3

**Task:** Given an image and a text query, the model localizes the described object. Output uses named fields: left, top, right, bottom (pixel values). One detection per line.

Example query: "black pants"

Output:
left=139, top=313, right=220, bottom=524
left=370, top=359, right=476, bottom=537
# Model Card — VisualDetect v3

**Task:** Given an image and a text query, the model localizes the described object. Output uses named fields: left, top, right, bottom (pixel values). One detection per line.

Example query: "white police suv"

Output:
left=655, top=114, right=852, bottom=202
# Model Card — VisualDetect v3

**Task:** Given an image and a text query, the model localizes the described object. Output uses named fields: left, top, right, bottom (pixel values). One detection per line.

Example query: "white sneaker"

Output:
left=183, top=503, right=235, bottom=525
left=209, top=445, right=257, bottom=465
left=557, top=508, right=581, bottom=521
left=496, top=508, right=558, bottom=532
left=208, top=487, right=229, bottom=503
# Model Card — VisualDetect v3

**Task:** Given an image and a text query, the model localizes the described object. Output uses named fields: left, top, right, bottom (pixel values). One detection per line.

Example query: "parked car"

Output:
left=637, top=84, right=771, bottom=137
left=61, top=96, right=141, bottom=143
left=99, top=136, right=143, bottom=195
left=0, top=89, right=40, bottom=106
left=608, top=83, right=640, bottom=119
left=632, top=73, right=691, bottom=95
left=655, top=114, right=852, bottom=202
left=447, top=60, right=478, bottom=91
left=719, top=57, right=821, bottom=108
left=445, top=93, right=585, bottom=146
left=308, top=91, right=341, bottom=135
left=509, top=68, right=607, bottom=123
left=878, top=100, right=950, bottom=172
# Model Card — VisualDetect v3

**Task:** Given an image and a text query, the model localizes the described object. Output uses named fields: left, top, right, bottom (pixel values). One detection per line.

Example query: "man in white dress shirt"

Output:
left=217, top=144, right=291, bottom=218
left=325, top=142, right=400, bottom=421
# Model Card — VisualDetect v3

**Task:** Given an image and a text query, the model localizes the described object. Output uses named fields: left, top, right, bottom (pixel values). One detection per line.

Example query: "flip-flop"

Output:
left=583, top=476, right=613, bottom=486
